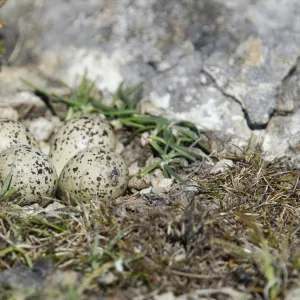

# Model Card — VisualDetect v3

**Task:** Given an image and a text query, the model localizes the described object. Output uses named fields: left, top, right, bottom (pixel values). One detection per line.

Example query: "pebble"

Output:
left=151, top=169, right=174, bottom=194
left=0, top=107, right=18, bottom=120
left=152, top=178, right=173, bottom=194
left=285, top=286, right=300, bottom=300
left=140, top=187, right=152, bottom=194
left=128, top=161, right=140, bottom=177
left=154, top=292, right=177, bottom=300
left=210, top=159, right=234, bottom=174
left=29, top=117, right=54, bottom=141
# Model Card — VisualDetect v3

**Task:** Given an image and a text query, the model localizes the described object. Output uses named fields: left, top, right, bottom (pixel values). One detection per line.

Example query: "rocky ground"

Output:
left=0, top=0, right=300, bottom=299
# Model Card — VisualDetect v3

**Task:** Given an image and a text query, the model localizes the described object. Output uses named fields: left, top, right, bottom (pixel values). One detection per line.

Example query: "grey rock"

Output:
left=210, top=159, right=234, bottom=175
left=0, top=107, right=18, bottom=120
left=28, top=117, right=55, bottom=142
left=0, top=259, right=53, bottom=294
left=1, top=0, right=300, bottom=161
left=0, top=267, right=43, bottom=292
left=285, top=286, right=300, bottom=300
left=262, top=109, right=300, bottom=164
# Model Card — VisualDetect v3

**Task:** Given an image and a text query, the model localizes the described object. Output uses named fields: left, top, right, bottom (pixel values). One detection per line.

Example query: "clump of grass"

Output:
left=23, top=74, right=211, bottom=181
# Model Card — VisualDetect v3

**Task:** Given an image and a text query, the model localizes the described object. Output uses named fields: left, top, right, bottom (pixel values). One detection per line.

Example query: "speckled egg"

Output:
left=0, top=119, right=39, bottom=153
left=0, top=145, right=58, bottom=205
left=58, top=147, right=128, bottom=203
left=49, top=115, right=116, bottom=176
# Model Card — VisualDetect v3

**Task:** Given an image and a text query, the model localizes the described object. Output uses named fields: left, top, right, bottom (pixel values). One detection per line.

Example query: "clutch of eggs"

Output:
left=0, top=116, right=128, bottom=205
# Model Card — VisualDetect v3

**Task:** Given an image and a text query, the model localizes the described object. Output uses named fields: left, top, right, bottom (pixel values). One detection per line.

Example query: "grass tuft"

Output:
left=23, top=75, right=211, bottom=181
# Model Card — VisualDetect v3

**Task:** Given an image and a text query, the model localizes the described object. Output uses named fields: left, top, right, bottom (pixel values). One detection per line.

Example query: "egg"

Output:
left=49, top=115, right=116, bottom=176
left=0, top=119, right=39, bottom=153
left=58, top=147, right=128, bottom=203
left=0, top=145, right=58, bottom=205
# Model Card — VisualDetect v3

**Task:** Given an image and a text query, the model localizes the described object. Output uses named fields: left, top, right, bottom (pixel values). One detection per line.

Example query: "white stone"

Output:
left=154, top=292, right=176, bottom=300
left=140, top=187, right=152, bottom=194
left=0, top=107, right=18, bottom=120
left=285, top=286, right=300, bottom=300
left=140, top=131, right=149, bottom=146
left=29, top=117, right=54, bottom=142
left=210, top=159, right=234, bottom=174
left=115, top=140, right=125, bottom=154
left=152, top=178, right=173, bottom=194
left=128, top=161, right=140, bottom=177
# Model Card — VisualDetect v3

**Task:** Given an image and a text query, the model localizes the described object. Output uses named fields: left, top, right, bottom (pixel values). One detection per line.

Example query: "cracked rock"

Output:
left=1, top=0, right=300, bottom=161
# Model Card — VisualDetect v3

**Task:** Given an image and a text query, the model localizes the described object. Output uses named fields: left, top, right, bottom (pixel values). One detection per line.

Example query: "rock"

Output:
left=140, top=187, right=152, bottom=195
left=285, top=286, right=300, bottom=300
left=0, top=259, right=53, bottom=296
left=0, top=90, right=43, bottom=107
left=128, top=161, right=140, bottom=177
left=115, top=140, right=125, bottom=155
left=210, top=159, right=234, bottom=174
left=28, top=117, right=54, bottom=141
left=140, top=132, right=149, bottom=147
left=98, top=271, right=118, bottom=286
left=154, top=292, right=177, bottom=300
left=1, top=0, right=300, bottom=163
left=152, top=178, right=173, bottom=194
left=262, top=111, right=300, bottom=164
left=0, top=107, right=18, bottom=120
left=128, top=174, right=151, bottom=191
left=0, top=267, right=43, bottom=292
left=44, top=270, right=80, bottom=289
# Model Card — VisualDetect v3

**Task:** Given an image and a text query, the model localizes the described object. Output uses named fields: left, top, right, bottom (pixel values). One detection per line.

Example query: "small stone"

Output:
left=115, top=140, right=125, bottom=154
left=151, top=169, right=174, bottom=194
left=154, top=292, right=177, bottom=300
left=128, top=174, right=151, bottom=190
left=98, top=271, right=118, bottom=285
left=128, top=161, right=140, bottom=177
left=140, top=187, right=152, bottom=194
left=285, top=286, right=300, bottom=300
left=110, top=119, right=122, bottom=130
left=137, top=100, right=161, bottom=115
left=29, top=117, right=54, bottom=142
left=152, top=178, right=173, bottom=194
left=45, top=202, right=66, bottom=214
left=8, top=91, right=44, bottom=106
left=0, top=107, right=18, bottom=120
left=210, top=159, right=234, bottom=174
left=0, top=267, right=43, bottom=295
left=174, top=249, right=187, bottom=262
left=61, top=271, right=79, bottom=287
left=140, top=131, right=149, bottom=147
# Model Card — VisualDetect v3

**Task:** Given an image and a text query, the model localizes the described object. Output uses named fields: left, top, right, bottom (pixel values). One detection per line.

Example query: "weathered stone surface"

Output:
left=1, top=0, right=300, bottom=161
left=285, top=286, right=300, bottom=300
left=0, top=259, right=53, bottom=295
left=263, top=110, right=300, bottom=163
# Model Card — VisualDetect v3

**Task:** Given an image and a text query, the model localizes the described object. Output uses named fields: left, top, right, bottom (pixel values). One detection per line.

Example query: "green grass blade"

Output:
left=29, top=216, right=66, bottom=233
left=0, top=169, right=13, bottom=198
left=164, top=165, right=186, bottom=184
